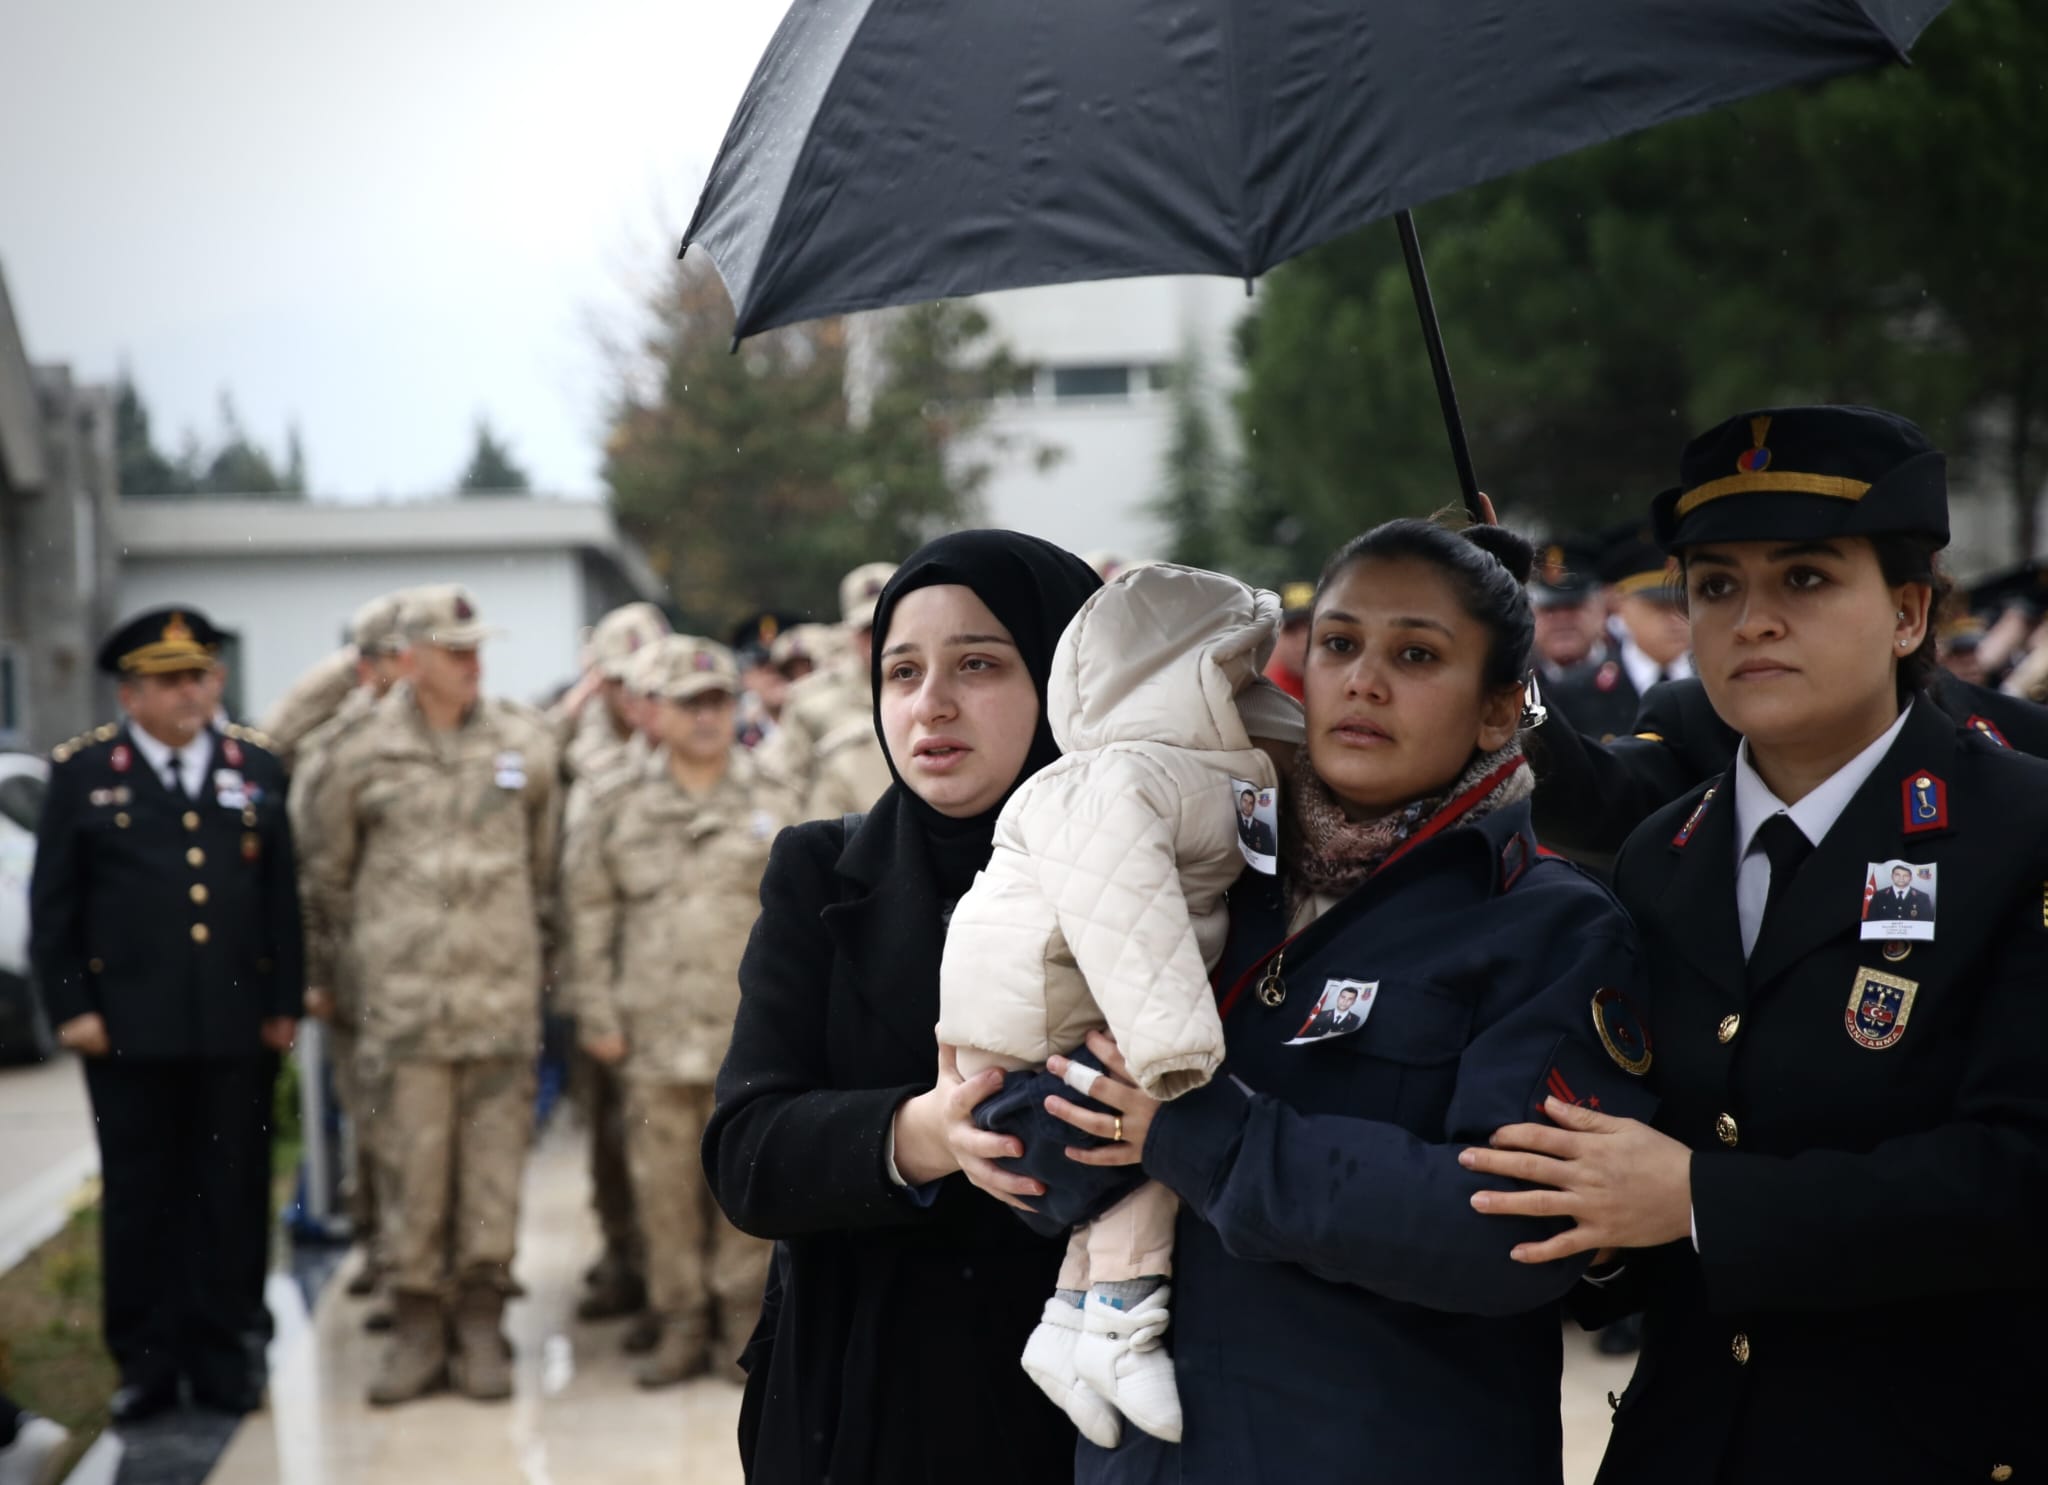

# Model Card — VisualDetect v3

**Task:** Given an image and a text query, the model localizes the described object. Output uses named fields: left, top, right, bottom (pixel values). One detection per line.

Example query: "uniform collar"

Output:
left=1732, top=703, right=1914, bottom=861
left=127, top=723, right=213, bottom=780
left=1618, top=634, right=1691, bottom=697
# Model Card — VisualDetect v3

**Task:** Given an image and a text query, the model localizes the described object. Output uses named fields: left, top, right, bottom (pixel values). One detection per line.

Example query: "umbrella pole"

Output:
left=1395, top=209, right=1483, bottom=523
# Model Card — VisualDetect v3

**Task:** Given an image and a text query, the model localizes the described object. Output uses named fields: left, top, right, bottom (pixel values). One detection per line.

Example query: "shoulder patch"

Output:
left=1591, top=987, right=1653, bottom=1075
left=1900, top=769, right=1948, bottom=835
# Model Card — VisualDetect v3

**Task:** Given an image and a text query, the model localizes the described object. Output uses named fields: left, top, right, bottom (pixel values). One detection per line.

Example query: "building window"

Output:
left=1051, top=365, right=1133, bottom=401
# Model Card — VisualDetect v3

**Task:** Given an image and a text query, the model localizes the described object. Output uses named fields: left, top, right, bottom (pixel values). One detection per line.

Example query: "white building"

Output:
left=113, top=497, right=665, bottom=719
left=967, top=276, right=1252, bottom=563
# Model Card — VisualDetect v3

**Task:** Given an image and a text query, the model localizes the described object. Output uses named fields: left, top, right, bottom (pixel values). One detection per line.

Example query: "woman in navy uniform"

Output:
left=1465, top=406, right=2048, bottom=1484
left=962, top=516, right=1658, bottom=1484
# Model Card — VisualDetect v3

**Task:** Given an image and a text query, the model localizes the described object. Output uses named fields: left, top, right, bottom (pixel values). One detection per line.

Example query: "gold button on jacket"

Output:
left=1716, top=1014, right=1740, bottom=1043
left=190, top=923, right=210, bottom=944
left=1715, top=1113, right=1740, bottom=1147
left=1731, top=1333, right=1751, bottom=1365
left=187, top=847, right=205, bottom=867
left=182, top=811, right=201, bottom=831
left=190, top=884, right=209, bottom=905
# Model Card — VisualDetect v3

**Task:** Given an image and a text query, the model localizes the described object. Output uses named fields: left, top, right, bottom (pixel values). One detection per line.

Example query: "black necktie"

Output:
left=1751, top=813, right=1813, bottom=957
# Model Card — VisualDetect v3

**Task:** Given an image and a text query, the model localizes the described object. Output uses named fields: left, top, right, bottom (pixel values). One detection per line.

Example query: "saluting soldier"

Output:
left=755, top=560, right=895, bottom=805
left=563, top=635, right=796, bottom=1385
left=300, top=585, right=560, bottom=1406
left=549, top=601, right=669, bottom=1333
left=29, top=607, right=303, bottom=1422
left=1466, top=406, right=2048, bottom=1484
left=290, top=591, right=414, bottom=1316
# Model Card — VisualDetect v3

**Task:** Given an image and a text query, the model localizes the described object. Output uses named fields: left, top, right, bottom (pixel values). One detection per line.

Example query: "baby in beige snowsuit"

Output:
left=937, top=562, right=1303, bottom=1449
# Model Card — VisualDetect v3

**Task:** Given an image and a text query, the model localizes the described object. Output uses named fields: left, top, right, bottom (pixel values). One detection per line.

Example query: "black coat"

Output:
left=704, top=812, right=1073, bottom=1485
left=1527, top=673, right=2048, bottom=863
left=1590, top=703, right=2048, bottom=1484
left=1865, top=885, right=1933, bottom=922
left=30, top=723, right=303, bottom=1057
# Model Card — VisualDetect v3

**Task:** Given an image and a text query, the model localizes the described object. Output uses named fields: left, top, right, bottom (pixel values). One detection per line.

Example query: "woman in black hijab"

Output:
left=705, top=530, right=1101, bottom=1484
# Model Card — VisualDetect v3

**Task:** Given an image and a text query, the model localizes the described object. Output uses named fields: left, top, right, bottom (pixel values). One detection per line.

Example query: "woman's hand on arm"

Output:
left=1045, top=1030, right=1161, bottom=1167
left=1461, top=1096, right=1694, bottom=1262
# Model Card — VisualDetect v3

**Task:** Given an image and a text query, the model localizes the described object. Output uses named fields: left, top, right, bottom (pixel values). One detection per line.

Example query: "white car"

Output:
left=0, top=751, right=54, bottom=1062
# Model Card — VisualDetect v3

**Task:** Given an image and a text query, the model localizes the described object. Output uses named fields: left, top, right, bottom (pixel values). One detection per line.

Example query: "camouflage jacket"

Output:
left=260, top=647, right=360, bottom=771
left=562, top=747, right=794, bottom=1083
left=288, top=684, right=379, bottom=1026
left=753, top=658, right=870, bottom=795
left=299, top=683, right=560, bottom=1060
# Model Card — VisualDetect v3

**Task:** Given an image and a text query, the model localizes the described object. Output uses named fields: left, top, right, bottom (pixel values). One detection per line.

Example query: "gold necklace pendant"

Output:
left=1257, top=953, right=1288, bottom=1008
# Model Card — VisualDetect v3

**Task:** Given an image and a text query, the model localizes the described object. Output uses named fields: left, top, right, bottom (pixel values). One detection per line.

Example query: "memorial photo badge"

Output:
left=1231, top=777, right=1280, bottom=876
left=1846, top=966, right=1917, bottom=1050
left=1286, top=979, right=1377, bottom=1045
left=1860, top=859, right=1937, bottom=943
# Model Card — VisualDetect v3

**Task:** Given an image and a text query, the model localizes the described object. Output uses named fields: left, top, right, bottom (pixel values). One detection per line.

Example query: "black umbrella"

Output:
left=684, top=0, right=1950, bottom=518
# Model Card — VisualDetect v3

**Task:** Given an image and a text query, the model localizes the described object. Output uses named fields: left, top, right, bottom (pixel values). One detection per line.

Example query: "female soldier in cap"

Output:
left=1465, top=405, right=2048, bottom=1484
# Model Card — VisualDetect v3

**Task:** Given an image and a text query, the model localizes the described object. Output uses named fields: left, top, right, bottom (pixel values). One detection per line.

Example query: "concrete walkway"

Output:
left=195, top=1109, right=1634, bottom=1484
left=0, top=1054, right=98, bottom=1274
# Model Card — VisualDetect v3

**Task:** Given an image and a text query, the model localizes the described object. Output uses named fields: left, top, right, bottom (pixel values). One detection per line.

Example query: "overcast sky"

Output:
left=0, top=0, right=784, bottom=498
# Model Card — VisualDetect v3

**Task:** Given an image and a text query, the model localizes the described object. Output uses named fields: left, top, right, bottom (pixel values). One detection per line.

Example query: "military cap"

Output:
left=401, top=584, right=497, bottom=649
left=1966, top=558, right=2048, bottom=616
left=1652, top=405, right=1948, bottom=553
left=97, top=606, right=224, bottom=677
left=1598, top=529, right=1683, bottom=604
left=350, top=593, right=411, bottom=655
left=729, top=609, right=800, bottom=659
left=769, top=622, right=836, bottom=670
left=638, top=635, right=740, bottom=703
left=1530, top=535, right=1603, bottom=609
left=840, top=562, right=898, bottom=630
left=589, top=602, right=672, bottom=679
left=1279, top=582, right=1317, bottom=621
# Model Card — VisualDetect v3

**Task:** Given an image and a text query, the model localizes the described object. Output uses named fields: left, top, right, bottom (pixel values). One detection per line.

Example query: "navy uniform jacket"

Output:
left=1591, top=703, right=2048, bottom=1485
left=1865, top=885, right=1933, bottom=922
left=1527, top=673, right=2048, bottom=863
left=30, top=723, right=304, bottom=1058
left=1543, top=655, right=1641, bottom=742
left=1078, top=801, right=1657, bottom=1485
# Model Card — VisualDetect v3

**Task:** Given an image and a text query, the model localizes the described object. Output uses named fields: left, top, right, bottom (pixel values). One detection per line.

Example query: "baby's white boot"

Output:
left=1021, top=1297, right=1122, bottom=1449
left=1074, top=1285, right=1183, bottom=1443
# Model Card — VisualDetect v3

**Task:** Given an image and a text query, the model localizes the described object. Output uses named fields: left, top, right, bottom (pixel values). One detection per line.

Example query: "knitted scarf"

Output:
left=1284, top=739, right=1535, bottom=903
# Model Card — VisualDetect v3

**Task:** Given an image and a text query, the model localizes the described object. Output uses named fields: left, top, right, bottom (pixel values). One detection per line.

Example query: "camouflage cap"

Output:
left=839, top=562, right=898, bottom=630
left=401, top=584, right=498, bottom=649
left=590, top=601, right=672, bottom=680
left=638, top=634, right=740, bottom=702
left=769, top=622, right=838, bottom=669
left=350, top=593, right=411, bottom=656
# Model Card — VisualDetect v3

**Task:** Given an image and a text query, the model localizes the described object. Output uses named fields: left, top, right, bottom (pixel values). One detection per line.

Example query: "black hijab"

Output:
left=865, top=529, right=1101, bottom=900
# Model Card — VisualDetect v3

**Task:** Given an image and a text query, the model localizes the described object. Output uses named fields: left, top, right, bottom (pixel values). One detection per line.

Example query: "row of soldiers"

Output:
left=264, top=562, right=900, bottom=1402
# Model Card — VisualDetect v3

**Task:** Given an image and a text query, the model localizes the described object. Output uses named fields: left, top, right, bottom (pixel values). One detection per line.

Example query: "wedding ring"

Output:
left=1113, top=1116, right=1124, bottom=1143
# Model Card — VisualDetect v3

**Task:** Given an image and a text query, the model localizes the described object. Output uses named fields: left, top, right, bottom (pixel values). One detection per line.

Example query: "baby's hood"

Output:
left=1048, top=563, right=1287, bottom=754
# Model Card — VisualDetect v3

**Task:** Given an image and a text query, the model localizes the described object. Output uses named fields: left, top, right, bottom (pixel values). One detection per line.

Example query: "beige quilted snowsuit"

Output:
left=938, top=563, right=1303, bottom=1286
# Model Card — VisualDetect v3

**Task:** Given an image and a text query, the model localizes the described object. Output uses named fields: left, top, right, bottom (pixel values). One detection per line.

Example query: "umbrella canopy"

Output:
left=685, top=0, right=1949, bottom=339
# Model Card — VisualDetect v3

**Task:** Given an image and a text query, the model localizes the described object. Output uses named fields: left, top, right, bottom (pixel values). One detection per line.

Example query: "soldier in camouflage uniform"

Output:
left=300, top=585, right=561, bottom=1406
left=549, top=602, right=669, bottom=1330
left=564, top=635, right=795, bottom=1386
left=289, top=592, right=413, bottom=1313
left=260, top=645, right=362, bottom=771
left=755, top=561, right=894, bottom=812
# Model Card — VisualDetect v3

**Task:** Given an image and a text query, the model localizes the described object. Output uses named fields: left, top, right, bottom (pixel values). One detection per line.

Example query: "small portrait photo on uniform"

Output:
left=1231, top=777, right=1280, bottom=875
left=1286, top=978, right=1378, bottom=1046
left=1861, top=859, right=1937, bottom=942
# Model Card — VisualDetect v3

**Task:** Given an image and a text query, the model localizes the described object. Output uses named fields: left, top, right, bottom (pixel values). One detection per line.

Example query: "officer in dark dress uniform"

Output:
left=1534, top=534, right=1642, bottom=743
left=29, top=608, right=304, bottom=1421
left=1467, top=406, right=2048, bottom=1484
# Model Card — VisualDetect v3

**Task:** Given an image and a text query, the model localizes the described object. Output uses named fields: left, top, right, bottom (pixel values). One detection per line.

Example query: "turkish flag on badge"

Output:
left=1862, top=868, right=1877, bottom=919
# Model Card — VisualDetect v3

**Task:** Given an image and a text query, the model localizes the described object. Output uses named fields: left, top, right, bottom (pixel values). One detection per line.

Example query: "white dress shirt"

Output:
left=1730, top=705, right=1914, bottom=959
left=1618, top=635, right=1694, bottom=699
left=129, top=725, right=212, bottom=800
